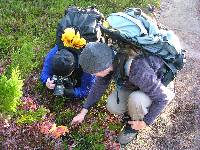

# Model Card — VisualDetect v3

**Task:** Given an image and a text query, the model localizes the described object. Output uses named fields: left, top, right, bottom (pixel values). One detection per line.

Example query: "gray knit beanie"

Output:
left=79, top=42, right=114, bottom=74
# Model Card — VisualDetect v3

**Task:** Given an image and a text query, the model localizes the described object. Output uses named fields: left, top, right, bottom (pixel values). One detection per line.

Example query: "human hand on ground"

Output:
left=71, top=108, right=88, bottom=125
left=128, top=120, right=146, bottom=130
left=46, top=78, right=55, bottom=89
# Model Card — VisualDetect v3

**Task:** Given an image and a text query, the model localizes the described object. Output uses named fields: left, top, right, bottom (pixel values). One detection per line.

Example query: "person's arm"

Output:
left=82, top=73, right=112, bottom=109
left=40, top=45, right=58, bottom=84
left=73, top=72, right=96, bottom=98
left=129, top=56, right=175, bottom=125
left=71, top=73, right=112, bottom=125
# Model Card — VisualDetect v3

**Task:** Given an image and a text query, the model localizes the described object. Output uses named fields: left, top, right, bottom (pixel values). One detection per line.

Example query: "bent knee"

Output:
left=106, top=98, right=127, bottom=115
left=128, top=91, right=152, bottom=107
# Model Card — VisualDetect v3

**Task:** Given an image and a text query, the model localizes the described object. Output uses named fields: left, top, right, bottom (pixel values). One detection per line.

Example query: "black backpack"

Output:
left=56, top=6, right=104, bottom=53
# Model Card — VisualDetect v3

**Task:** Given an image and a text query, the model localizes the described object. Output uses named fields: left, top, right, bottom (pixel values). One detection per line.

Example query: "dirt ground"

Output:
left=126, top=0, right=200, bottom=149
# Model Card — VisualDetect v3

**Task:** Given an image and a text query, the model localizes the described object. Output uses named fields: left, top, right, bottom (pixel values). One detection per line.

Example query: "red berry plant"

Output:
left=0, top=96, right=69, bottom=149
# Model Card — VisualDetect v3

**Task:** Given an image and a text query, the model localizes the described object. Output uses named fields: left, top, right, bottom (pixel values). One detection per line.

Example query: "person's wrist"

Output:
left=80, top=108, right=88, bottom=116
left=143, top=117, right=150, bottom=126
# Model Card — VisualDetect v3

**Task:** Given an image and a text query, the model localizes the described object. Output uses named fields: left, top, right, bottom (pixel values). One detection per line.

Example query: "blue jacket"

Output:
left=40, top=45, right=96, bottom=98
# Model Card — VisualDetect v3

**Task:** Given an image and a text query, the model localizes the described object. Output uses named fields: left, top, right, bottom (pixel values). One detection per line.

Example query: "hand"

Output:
left=128, top=120, right=146, bottom=130
left=71, top=108, right=88, bottom=125
left=46, top=78, right=55, bottom=89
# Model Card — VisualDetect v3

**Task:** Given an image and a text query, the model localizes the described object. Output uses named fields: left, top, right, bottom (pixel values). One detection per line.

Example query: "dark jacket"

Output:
left=82, top=55, right=174, bottom=125
left=40, top=45, right=96, bottom=98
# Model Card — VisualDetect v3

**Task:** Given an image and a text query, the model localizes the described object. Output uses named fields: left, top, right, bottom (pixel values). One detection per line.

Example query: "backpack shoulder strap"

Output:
left=113, top=52, right=129, bottom=83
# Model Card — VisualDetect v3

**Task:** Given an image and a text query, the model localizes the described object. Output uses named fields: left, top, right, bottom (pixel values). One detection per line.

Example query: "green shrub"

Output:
left=0, top=67, right=23, bottom=115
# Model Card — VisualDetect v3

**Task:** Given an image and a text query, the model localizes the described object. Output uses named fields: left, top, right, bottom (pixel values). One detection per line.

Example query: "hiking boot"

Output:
left=117, top=124, right=138, bottom=145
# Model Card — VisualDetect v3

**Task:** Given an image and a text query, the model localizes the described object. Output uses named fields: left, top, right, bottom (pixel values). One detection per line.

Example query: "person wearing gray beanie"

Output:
left=71, top=42, right=175, bottom=146
left=79, top=42, right=114, bottom=74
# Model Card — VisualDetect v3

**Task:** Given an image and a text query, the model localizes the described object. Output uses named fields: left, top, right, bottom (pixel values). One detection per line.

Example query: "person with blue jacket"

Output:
left=40, top=45, right=96, bottom=99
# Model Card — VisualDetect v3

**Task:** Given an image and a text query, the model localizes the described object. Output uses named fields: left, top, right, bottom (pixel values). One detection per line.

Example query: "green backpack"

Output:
left=101, top=8, right=186, bottom=85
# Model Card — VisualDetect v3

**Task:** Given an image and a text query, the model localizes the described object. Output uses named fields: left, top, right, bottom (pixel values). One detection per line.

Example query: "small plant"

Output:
left=56, top=108, right=75, bottom=125
left=71, top=133, right=105, bottom=150
left=69, top=121, right=105, bottom=150
left=0, top=67, right=23, bottom=115
left=15, top=97, right=47, bottom=125
left=108, top=122, right=123, bottom=131
left=16, top=106, right=48, bottom=125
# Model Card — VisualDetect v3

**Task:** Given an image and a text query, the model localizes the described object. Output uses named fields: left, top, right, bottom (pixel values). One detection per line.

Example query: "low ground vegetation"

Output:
left=0, top=0, right=160, bottom=149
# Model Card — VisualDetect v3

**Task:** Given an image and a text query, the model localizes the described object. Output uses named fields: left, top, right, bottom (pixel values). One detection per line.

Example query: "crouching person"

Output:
left=71, top=42, right=175, bottom=145
left=40, top=45, right=96, bottom=99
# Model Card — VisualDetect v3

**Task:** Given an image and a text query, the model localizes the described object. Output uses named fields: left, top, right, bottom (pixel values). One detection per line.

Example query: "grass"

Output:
left=0, top=0, right=159, bottom=61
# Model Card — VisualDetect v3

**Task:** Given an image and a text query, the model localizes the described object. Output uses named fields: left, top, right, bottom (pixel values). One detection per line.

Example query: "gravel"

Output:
left=126, top=0, right=200, bottom=149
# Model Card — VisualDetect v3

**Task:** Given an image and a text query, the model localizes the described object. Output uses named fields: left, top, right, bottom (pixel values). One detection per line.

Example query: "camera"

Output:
left=52, top=75, right=74, bottom=96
